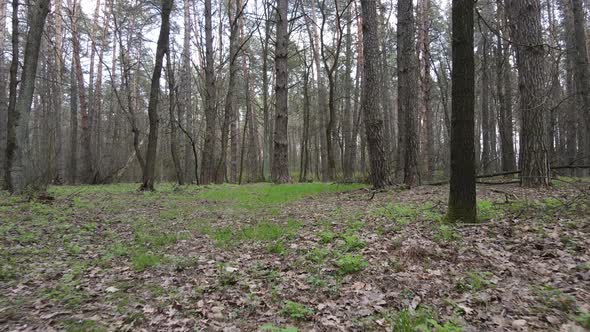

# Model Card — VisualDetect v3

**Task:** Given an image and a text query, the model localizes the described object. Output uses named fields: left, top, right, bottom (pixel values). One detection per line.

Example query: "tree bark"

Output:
left=447, top=0, right=476, bottom=223
left=508, top=0, right=551, bottom=187
left=140, top=0, right=172, bottom=191
left=271, top=0, right=290, bottom=184
left=360, top=0, right=389, bottom=189
left=397, top=0, right=420, bottom=186
left=571, top=0, right=590, bottom=175
left=201, top=0, right=217, bottom=185
left=5, top=0, right=51, bottom=193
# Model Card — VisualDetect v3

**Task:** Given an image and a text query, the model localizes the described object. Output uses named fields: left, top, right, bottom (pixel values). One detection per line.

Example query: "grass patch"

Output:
left=391, top=307, right=462, bottom=332
left=282, top=300, right=314, bottom=320
left=456, top=271, right=493, bottom=292
left=131, top=252, right=165, bottom=271
left=336, top=254, right=368, bottom=275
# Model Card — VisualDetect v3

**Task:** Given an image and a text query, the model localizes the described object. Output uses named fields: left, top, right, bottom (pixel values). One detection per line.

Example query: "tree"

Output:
left=447, top=0, right=476, bottom=223
left=507, top=0, right=551, bottom=187
left=5, top=0, right=51, bottom=193
left=397, top=0, right=420, bottom=186
left=360, top=0, right=389, bottom=189
left=140, top=0, right=173, bottom=191
left=271, top=0, right=290, bottom=184
left=201, top=0, right=217, bottom=185
left=571, top=0, right=590, bottom=173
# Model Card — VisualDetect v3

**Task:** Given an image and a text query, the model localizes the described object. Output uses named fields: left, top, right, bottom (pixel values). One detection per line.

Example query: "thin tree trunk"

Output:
left=271, top=0, right=290, bottom=183
left=201, top=0, right=217, bottom=185
left=140, top=0, right=173, bottom=191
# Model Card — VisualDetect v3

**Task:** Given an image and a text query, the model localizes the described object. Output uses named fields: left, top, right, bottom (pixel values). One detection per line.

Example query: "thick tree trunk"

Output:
left=508, top=0, right=551, bottom=187
left=572, top=0, right=590, bottom=174
left=271, top=0, right=290, bottom=184
left=5, top=0, right=50, bottom=193
left=447, top=0, right=476, bottom=223
left=397, top=0, right=420, bottom=186
left=360, top=0, right=390, bottom=189
left=140, top=0, right=172, bottom=191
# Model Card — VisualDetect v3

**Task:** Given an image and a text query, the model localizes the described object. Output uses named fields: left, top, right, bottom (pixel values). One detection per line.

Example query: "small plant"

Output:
left=336, top=254, right=368, bottom=275
left=575, top=311, right=590, bottom=329
left=392, top=308, right=462, bottom=332
left=456, top=271, right=493, bottom=292
left=307, top=275, right=327, bottom=289
left=477, top=200, right=499, bottom=221
left=534, top=285, right=577, bottom=313
left=318, top=230, right=335, bottom=244
left=218, top=263, right=239, bottom=287
left=373, top=203, right=418, bottom=225
left=267, top=241, right=286, bottom=255
left=306, top=248, right=330, bottom=264
left=342, top=233, right=365, bottom=251
left=131, top=252, right=164, bottom=271
left=434, top=224, right=461, bottom=243
left=282, top=300, right=314, bottom=320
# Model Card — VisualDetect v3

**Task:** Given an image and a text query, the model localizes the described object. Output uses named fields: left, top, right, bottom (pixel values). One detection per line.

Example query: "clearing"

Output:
left=0, top=182, right=589, bottom=331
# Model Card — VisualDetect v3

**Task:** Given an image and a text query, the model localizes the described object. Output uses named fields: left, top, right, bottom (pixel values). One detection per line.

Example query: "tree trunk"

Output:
left=447, top=0, right=476, bottom=223
left=508, top=0, right=551, bottom=187
left=360, top=0, right=390, bottom=189
left=271, top=0, right=290, bottom=184
left=397, top=0, right=420, bottom=186
left=495, top=0, right=517, bottom=174
left=201, top=0, right=217, bottom=185
left=572, top=0, right=590, bottom=175
left=140, top=0, right=172, bottom=191
left=5, top=0, right=50, bottom=193
left=166, top=52, right=184, bottom=185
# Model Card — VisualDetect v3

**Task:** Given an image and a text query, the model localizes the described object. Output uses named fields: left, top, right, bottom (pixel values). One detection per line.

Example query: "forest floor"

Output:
left=0, top=180, right=589, bottom=331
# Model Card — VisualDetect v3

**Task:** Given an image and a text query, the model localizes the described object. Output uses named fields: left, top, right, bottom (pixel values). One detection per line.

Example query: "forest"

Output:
left=0, top=0, right=589, bottom=330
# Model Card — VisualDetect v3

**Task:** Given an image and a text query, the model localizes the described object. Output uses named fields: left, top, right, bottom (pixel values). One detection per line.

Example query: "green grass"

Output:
left=456, top=271, right=493, bottom=292
left=336, top=254, right=368, bottom=275
left=131, top=252, right=165, bottom=271
left=391, top=307, right=462, bottom=332
left=282, top=300, right=314, bottom=320
left=194, top=183, right=365, bottom=210
left=208, top=219, right=302, bottom=248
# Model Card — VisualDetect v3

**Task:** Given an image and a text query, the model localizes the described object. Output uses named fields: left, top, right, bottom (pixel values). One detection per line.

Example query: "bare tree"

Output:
left=140, top=0, right=173, bottom=191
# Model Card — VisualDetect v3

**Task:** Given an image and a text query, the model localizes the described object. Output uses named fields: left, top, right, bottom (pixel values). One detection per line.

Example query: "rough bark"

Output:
left=166, top=51, right=184, bottom=185
left=495, top=0, right=517, bottom=174
left=447, top=0, right=476, bottom=223
left=271, top=0, right=290, bottom=184
left=508, top=0, right=551, bottom=187
left=397, top=0, right=420, bottom=186
left=201, top=0, right=217, bottom=185
left=360, top=0, right=389, bottom=189
left=572, top=0, right=590, bottom=173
